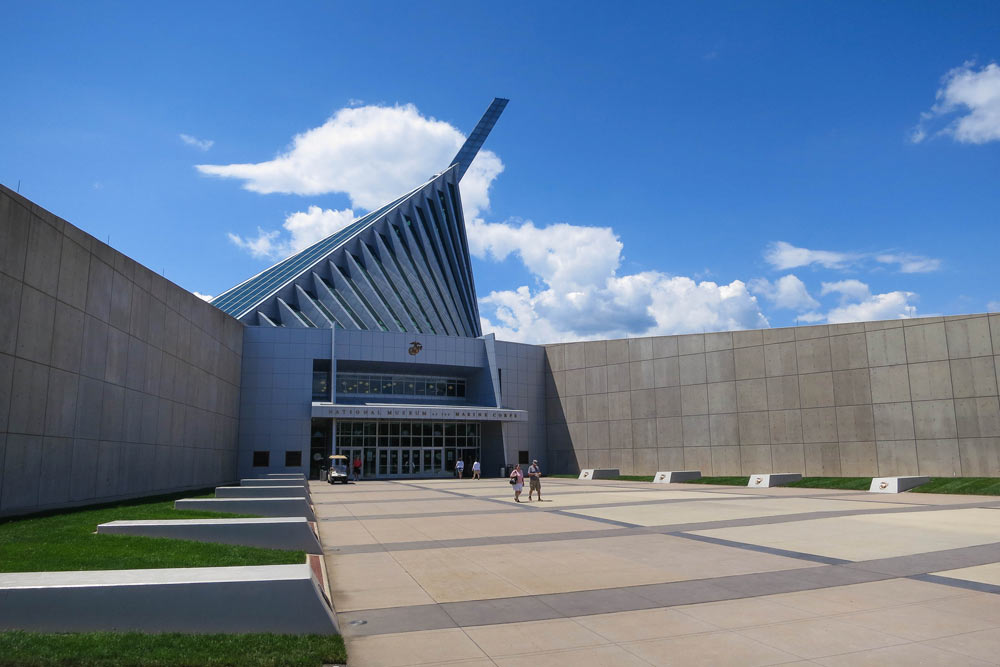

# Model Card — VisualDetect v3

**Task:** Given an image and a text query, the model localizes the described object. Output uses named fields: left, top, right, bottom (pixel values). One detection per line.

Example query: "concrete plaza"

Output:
left=313, top=478, right=1000, bottom=666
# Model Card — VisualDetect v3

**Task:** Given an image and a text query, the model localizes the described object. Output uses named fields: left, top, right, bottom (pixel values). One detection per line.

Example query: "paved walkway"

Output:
left=313, top=477, right=1000, bottom=666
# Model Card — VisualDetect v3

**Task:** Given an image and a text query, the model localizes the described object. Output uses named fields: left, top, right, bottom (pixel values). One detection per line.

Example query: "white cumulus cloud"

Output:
left=193, top=291, right=214, bottom=301
left=821, top=279, right=871, bottom=301
left=228, top=206, right=356, bottom=260
left=197, top=103, right=502, bottom=219
left=764, top=241, right=857, bottom=271
left=180, top=133, right=214, bottom=151
left=912, top=62, right=1000, bottom=144
left=826, top=291, right=918, bottom=323
left=748, top=274, right=819, bottom=311
left=875, top=253, right=942, bottom=274
left=765, top=241, right=941, bottom=275
left=472, top=218, right=768, bottom=343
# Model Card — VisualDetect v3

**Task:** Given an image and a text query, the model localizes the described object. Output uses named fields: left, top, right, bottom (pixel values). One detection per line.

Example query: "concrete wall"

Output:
left=494, top=340, right=546, bottom=471
left=0, top=185, right=243, bottom=516
left=544, top=316, right=1000, bottom=477
left=237, top=327, right=330, bottom=480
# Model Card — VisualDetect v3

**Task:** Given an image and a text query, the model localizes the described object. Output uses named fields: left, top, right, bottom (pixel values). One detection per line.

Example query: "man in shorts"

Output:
left=472, top=459, right=481, bottom=480
left=456, top=458, right=465, bottom=479
left=528, top=459, right=542, bottom=501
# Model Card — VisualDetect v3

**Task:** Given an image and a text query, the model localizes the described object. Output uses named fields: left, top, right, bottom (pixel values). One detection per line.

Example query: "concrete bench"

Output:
left=578, top=469, right=620, bottom=480
left=0, top=564, right=336, bottom=634
left=748, top=473, right=802, bottom=488
left=653, top=470, right=701, bottom=483
left=175, top=497, right=315, bottom=521
left=870, top=476, right=930, bottom=493
left=97, top=517, right=322, bottom=554
left=266, top=473, right=305, bottom=479
left=215, top=485, right=307, bottom=499
left=241, top=478, right=307, bottom=487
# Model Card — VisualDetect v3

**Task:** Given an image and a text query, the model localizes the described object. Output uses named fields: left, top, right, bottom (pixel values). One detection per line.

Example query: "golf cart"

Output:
left=327, top=454, right=350, bottom=484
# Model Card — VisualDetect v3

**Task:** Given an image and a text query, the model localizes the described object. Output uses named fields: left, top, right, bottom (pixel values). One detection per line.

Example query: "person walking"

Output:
left=527, top=459, right=542, bottom=501
left=456, top=458, right=465, bottom=479
left=510, top=463, right=524, bottom=502
left=352, top=455, right=362, bottom=481
left=472, top=459, right=481, bottom=480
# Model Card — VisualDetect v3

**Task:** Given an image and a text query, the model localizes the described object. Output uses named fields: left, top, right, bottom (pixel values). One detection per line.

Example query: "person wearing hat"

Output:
left=527, top=459, right=542, bottom=501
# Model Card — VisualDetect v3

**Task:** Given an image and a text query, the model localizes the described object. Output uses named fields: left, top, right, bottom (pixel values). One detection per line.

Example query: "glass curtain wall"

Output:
left=334, top=420, right=481, bottom=478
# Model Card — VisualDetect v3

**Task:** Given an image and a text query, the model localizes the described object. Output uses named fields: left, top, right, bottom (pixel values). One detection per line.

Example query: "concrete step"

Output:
left=175, top=497, right=315, bottom=521
left=241, top=478, right=307, bottom=487
left=216, top=485, right=307, bottom=499
left=653, top=470, right=701, bottom=483
left=97, top=517, right=322, bottom=553
left=0, top=564, right=336, bottom=634
left=748, top=473, right=802, bottom=488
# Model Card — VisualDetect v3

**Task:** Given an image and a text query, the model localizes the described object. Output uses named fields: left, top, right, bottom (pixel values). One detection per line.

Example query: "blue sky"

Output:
left=2, top=1, right=998, bottom=342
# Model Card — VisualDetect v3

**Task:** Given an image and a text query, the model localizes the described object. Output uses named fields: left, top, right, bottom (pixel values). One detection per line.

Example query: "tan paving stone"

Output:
left=493, top=644, right=653, bottom=667
left=674, top=596, right=817, bottom=629
left=463, top=618, right=608, bottom=657
left=932, top=561, right=1000, bottom=585
left=347, top=628, right=487, bottom=666
left=837, top=601, right=998, bottom=640
left=572, top=608, right=719, bottom=643
left=693, top=507, right=1000, bottom=561
left=737, top=617, right=907, bottom=659
left=771, top=578, right=966, bottom=615
left=621, top=630, right=800, bottom=666
left=570, top=496, right=909, bottom=527
left=815, top=642, right=993, bottom=666
left=923, top=628, right=1000, bottom=663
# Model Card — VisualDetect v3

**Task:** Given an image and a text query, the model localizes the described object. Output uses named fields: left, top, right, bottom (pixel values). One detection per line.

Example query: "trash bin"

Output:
left=499, top=466, right=506, bottom=478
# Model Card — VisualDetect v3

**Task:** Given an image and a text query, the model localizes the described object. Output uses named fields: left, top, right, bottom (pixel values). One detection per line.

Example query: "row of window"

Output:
left=336, top=421, right=479, bottom=437
left=336, top=373, right=467, bottom=398
left=252, top=450, right=302, bottom=468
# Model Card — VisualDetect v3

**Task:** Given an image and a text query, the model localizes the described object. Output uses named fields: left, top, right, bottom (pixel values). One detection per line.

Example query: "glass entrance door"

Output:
left=336, top=420, right=480, bottom=478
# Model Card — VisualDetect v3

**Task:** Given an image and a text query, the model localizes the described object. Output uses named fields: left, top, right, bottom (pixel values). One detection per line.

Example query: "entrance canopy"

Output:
left=311, top=403, right=527, bottom=422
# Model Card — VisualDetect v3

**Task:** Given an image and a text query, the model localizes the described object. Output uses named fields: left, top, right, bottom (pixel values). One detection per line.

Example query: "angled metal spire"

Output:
left=450, top=98, right=508, bottom=181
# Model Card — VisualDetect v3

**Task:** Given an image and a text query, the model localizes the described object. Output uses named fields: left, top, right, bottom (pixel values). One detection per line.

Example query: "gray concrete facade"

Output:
left=544, top=317, right=1000, bottom=477
left=0, top=185, right=243, bottom=516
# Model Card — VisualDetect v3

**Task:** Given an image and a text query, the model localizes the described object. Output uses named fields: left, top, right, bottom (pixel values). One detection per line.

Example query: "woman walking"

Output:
left=509, top=463, right=524, bottom=502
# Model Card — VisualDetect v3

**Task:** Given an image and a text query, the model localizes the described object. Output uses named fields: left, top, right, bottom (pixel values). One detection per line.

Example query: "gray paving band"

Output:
left=336, top=541, right=1000, bottom=637
left=324, top=499, right=1000, bottom=555
left=670, top=531, right=850, bottom=565
left=908, top=573, right=1000, bottom=595
left=316, top=493, right=798, bottom=522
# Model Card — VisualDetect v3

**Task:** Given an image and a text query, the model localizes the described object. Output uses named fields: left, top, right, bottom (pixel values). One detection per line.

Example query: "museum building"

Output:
left=2, top=98, right=999, bottom=516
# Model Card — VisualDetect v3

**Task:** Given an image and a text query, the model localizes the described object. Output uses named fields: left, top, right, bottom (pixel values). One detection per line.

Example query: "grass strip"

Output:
left=0, top=490, right=304, bottom=573
left=0, top=631, right=345, bottom=667
left=680, top=476, right=751, bottom=486
left=910, top=477, right=1000, bottom=495
left=784, top=477, right=872, bottom=490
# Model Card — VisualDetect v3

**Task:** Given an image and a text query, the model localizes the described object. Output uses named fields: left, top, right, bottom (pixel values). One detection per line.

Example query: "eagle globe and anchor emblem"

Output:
left=408, top=340, right=423, bottom=356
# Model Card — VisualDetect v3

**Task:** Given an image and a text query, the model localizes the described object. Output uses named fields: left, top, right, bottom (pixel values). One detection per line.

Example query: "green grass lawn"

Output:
left=785, top=477, right=872, bottom=490
left=553, top=474, right=999, bottom=494
left=910, top=477, right=1000, bottom=495
left=0, top=631, right=346, bottom=667
left=0, top=491, right=305, bottom=572
left=681, top=476, right=751, bottom=486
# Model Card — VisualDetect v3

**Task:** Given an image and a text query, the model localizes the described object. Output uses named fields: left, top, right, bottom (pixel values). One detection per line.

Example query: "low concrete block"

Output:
left=578, top=468, right=620, bottom=480
left=241, top=478, right=307, bottom=487
left=653, top=470, right=702, bottom=483
left=869, top=476, right=930, bottom=493
left=0, top=564, right=336, bottom=634
left=175, top=497, right=315, bottom=521
left=97, top=517, right=322, bottom=554
left=215, top=485, right=307, bottom=499
left=748, top=473, right=802, bottom=488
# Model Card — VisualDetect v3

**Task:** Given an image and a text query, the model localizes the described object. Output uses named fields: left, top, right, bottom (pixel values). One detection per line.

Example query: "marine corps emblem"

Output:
left=408, top=341, right=423, bottom=356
